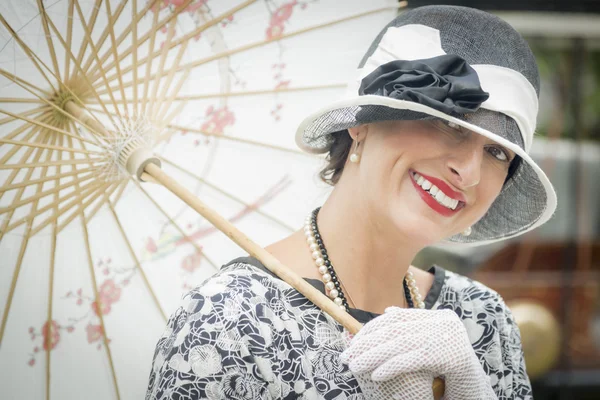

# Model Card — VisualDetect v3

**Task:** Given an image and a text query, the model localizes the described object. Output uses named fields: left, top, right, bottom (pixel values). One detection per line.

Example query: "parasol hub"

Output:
left=122, top=141, right=161, bottom=182
left=51, top=91, right=77, bottom=124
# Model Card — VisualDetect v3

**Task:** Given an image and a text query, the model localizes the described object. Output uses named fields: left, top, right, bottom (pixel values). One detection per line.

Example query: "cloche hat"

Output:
left=295, top=5, right=557, bottom=245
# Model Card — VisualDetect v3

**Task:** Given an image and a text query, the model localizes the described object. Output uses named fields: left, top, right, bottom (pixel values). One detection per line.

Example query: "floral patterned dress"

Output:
left=146, top=257, right=532, bottom=399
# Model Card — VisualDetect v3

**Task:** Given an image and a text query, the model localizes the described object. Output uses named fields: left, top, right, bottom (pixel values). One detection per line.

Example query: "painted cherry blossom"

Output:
left=265, top=0, right=309, bottom=39
left=92, top=280, right=122, bottom=316
left=91, top=299, right=112, bottom=317
left=41, top=320, right=60, bottom=351
left=266, top=23, right=285, bottom=40
left=270, top=1, right=298, bottom=26
left=86, top=324, right=103, bottom=344
left=182, top=250, right=203, bottom=273
left=98, top=280, right=122, bottom=306
left=146, top=237, right=158, bottom=253
left=151, top=0, right=208, bottom=14
left=200, top=106, right=236, bottom=135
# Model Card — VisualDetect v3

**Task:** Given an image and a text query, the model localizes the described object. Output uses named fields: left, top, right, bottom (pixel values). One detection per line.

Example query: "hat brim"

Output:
left=295, top=95, right=557, bottom=246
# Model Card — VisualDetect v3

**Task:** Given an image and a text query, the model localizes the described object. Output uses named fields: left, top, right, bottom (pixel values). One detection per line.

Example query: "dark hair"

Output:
left=318, top=129, right=522, bottom=186
left=318, top=130, right=353, bottom=186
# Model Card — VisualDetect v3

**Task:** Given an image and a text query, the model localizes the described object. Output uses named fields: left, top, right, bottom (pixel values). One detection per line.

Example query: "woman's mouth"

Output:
left=409, top=170, right=466, bottom=216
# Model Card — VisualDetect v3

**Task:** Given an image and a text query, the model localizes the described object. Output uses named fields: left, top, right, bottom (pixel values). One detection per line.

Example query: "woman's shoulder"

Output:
left=432, top=266, right=508, bottom=311
left=185, top=256, right=291, bottom=300
left=431, top=266, right=522, bottom=357
left=184, top=256, right=324, bottom=318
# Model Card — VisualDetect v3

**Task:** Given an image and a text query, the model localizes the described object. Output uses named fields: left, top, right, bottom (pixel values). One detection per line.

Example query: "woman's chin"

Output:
left=388, top=210, right=446, bottom=246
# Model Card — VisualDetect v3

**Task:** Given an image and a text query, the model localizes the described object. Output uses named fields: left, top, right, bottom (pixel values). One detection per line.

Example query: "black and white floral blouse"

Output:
left=146, top=257, right=532, bottom=399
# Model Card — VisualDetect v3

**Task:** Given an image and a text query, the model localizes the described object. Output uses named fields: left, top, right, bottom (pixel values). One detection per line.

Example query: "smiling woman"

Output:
left=147, top=5, right=556, bottom=400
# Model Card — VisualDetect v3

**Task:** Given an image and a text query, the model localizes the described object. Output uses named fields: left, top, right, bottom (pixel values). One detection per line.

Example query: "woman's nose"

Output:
left=446, top=143, right=482, bottom=188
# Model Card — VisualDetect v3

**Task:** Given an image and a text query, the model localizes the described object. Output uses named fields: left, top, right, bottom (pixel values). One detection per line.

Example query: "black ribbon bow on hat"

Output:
left=359, top=54, right=489, bottom=115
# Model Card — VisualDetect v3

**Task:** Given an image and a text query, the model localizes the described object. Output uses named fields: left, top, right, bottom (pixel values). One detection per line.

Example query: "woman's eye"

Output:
left=486, top=146, right=509, bottom=162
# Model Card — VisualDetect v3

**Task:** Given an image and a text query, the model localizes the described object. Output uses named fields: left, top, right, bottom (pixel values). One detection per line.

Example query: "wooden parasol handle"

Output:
left=143, top=163, right=445, bottom=399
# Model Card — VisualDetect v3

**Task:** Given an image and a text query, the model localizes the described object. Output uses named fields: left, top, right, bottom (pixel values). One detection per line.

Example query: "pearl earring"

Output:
left=350, top=140, right=360, bottom=163
left=462, top=226, right=472, bottom=236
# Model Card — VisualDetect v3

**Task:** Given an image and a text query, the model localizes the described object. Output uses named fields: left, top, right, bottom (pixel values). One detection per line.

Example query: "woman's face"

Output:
left=346, top=120, right=515, bottom=245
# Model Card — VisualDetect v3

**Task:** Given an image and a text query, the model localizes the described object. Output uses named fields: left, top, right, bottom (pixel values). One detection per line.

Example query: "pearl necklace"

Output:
left=304, top=208, right=425, bottom=312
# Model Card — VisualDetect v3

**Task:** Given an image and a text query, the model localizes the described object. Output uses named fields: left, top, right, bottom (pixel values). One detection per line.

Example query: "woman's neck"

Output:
left=313, top=187, right=422, bottom=312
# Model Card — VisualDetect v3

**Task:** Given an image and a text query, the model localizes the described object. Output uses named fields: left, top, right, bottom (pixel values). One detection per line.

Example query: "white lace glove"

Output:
left=340, top=307, right=497, bottom=400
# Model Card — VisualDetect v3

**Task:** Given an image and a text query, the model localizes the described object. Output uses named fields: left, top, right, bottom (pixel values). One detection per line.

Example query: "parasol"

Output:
left=0, top=0, right=444, bottom=398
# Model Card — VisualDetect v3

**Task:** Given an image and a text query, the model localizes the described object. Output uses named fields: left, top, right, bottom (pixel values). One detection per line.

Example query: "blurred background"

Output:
left=410, top=1, right=600, bottom=399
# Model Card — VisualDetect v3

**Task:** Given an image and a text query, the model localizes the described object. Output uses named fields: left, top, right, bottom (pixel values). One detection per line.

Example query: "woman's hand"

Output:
left=340, top=307, right=497, bottom=400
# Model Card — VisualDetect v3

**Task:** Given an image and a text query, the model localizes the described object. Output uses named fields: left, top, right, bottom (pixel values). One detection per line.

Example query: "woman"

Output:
left=146, top=5, right=556, bottom=400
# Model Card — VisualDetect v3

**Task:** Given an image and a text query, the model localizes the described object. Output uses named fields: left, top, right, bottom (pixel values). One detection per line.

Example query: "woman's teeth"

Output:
left=413, top=172, right=460, bottom=210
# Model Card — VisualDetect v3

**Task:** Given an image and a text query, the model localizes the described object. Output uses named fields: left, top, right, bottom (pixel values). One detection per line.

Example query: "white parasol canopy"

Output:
left=0, top=1, right=428, bottom=399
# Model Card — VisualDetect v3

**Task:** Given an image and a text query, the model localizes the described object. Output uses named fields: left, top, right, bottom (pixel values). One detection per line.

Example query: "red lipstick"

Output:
left=409, top=170, right=465, bottom=217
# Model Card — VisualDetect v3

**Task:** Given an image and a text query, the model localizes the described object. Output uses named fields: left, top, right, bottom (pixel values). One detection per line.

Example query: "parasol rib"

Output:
left=78, top=0, right=131, bottom=78
left=0, top=69, right=111, bottom=143
left=37, top=0, right=61, bottom=83
left=87, top=0, right=192, bottom=83
left=0, top=106, right=47, bottom=126
left=64, top=115, right=121, bottom=396
left=104, top=0, right=129, bottom=119
left=63, top=130, right=120, bottom=228
left=0, top=158, right=109, bottom=170
left=0, top=226, right=32, bottom=347
left=0, top=174, right=101, bottom=214
left=84, top=0, right=169, bottom=80
left=0, top=98, right=42, bottom=104
left=0, top=67, right=52, bottom=99
left=132, top=180, right=218, bottom=270
left=0, top=14, right=57, bottom=93
left=54, top=182, right=117, bottom=235
left=4, top=181, right=106, bottom=236
left=154, top=42, right=189, bottom=123
left=0, top=108, right=103, bottom=147
left=88, top=84, right=347, bottom=105
left=0, top=128, right=47, bottom=212
left=83, top=182, right=126, bottom=225
left=96, top=179, right=129, bottom=221
left=69, top=0, right=103, bottom=83
left=156, top=91, right=189, bottom=131
left=93, top=0, right=258, bottom=86
left=46, top=212, right=57, bottom=400
left=0, top=166, right=97, bottom=194
left=85, top=105, right=310, bottom=156
left=39, top=130, right=60, bottom=400
left=160, top=157, right=295, bottom=232
left=131, top=0, right=139, bottom=117
left=79, top=217, right=121, bottom=400
left=95, top=5, right=405, bottom=94
left=146, top=18, right=178, bottom=118
left=140, top=6, right=162, bottom=118
left=162, top=123, right=309, bottom=156
left=72, top=0, right=124, bottom=122
left=0, top=111, right=51, bottom=143
left=171, top=84, right=346, bottom=101
left=39, top=11, right=122, bottom=132
left=63, top=0, right=75, bottom=81
left=0, top=131, right=54, bottom=348
left=0, top=131, right=52, bottom=233
left=107, top=202, right=168, bottom=322
left=0, top=121, right=51, bottom=224
left=0, top=139, right=103, bottom=155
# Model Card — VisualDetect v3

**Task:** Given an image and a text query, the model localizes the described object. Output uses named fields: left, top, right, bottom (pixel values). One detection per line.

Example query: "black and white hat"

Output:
left=295, top=5, right=557, bottom=245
